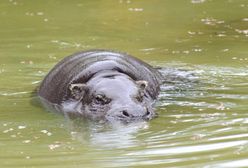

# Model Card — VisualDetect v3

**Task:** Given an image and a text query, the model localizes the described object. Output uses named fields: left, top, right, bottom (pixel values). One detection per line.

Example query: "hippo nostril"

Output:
left=122, top=110, right=130, bottom=117
left=146, top=110, right=150, bottom=116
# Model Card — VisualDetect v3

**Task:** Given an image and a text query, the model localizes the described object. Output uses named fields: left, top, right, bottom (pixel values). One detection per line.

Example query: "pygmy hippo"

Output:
left=38, top=50, right=163, bottom=122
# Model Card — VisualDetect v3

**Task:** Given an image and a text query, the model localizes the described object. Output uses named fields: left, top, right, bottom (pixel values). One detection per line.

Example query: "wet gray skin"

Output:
left=38, top=50, right=163, bottom=123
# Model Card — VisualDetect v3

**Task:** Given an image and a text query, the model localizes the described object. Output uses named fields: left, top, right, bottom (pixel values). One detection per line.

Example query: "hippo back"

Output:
left=38, top=50, right=163, bottom=104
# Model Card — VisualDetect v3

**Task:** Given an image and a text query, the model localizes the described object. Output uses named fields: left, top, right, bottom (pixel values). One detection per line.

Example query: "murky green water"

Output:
left=1, top=0, right=248, bottom=167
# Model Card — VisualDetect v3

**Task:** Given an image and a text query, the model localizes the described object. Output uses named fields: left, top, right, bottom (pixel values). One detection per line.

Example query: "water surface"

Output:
left=0, top=0, right=248, bottom=167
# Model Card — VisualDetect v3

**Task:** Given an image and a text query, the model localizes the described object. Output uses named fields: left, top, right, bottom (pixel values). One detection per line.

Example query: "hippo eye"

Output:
left=136, top=96, right=143, bottom=102
left=136, top=94, right=144, bottom=102
left=94, top=94, right=111, bottom=105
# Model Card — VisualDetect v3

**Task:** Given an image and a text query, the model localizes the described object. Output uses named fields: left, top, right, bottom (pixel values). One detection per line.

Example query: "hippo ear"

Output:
left=136, top=80, right=148, bottom=90
left=69, top=83, right=88, bottom=100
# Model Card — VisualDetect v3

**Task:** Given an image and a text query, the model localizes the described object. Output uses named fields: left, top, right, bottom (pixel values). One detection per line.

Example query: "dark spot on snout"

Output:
left=122, top=110, right=130, bottom=117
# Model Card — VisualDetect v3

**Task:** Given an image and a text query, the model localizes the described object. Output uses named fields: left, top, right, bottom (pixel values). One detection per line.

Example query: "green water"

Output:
left=1, top=0, right=248, bottom=167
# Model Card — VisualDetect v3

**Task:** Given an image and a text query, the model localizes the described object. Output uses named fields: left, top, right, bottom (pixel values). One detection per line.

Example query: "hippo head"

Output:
left=67, top=71, right=156, bottom=122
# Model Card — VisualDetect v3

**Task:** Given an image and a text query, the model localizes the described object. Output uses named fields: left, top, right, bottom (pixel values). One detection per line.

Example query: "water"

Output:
left=0, top=0, right=248, bottom=167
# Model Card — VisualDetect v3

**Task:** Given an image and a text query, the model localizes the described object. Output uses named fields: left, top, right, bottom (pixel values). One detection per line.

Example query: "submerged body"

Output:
left=38, top=50, right=163, bottom=122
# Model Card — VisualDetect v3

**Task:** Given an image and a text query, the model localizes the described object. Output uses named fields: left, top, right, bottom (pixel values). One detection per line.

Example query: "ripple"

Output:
left=0, top=91, right=29, bottom=96
left=205, top=159, right=248, bottom=168
left=209, top=133, right=248, bottom=141
left=126, top=141, right=247, bottom=156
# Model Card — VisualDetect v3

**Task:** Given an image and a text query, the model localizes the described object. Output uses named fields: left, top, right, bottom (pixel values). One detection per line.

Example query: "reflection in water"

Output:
left=66, top=118, right=149, bottom=149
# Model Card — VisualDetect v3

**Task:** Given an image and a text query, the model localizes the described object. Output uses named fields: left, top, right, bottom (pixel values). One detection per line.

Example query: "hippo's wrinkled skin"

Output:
left=38, top=50, right=163, bottom=122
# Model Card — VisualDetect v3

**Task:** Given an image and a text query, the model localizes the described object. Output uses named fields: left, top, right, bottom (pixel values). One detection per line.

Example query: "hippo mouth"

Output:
left=64, top=111, right=157, bottom=125
left=105, top=108, right=157, bottom=123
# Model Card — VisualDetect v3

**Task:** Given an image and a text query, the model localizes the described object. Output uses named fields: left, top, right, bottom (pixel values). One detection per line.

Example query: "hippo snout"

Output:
left=120, top=110, right=154, bottom=121
left=106, top=106, right=154, bottom=121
